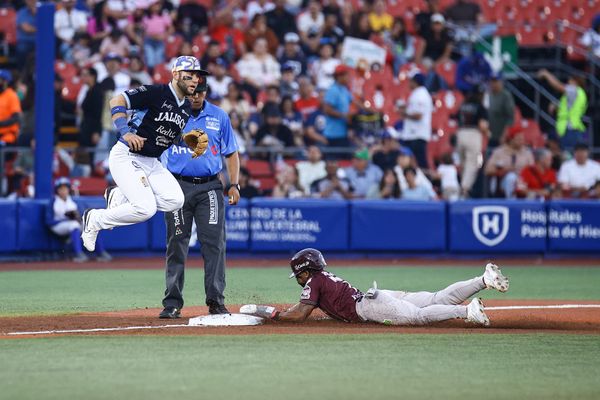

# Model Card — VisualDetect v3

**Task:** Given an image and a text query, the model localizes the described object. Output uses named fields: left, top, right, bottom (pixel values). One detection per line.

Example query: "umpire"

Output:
left=159, top=76, right=240, bottom=319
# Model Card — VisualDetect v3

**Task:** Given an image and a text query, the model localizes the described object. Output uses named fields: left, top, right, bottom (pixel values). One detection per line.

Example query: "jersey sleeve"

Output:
left=122, top=85, right=160, bottom=110
left=299, top=277, right=320, bottom=306
left=219, top=112, right=239, bottom=156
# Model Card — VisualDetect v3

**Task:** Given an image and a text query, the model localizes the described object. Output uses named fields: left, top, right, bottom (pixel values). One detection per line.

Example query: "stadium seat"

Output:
left=55, top=61, right=78, bottom=81
left=72, top=177, right=107, bottom=196
left=434, top=90, right=464, bottom=115
left=165, top=35, right=184, bottom=60
left=255, top=176, right=276, bottom=192
left=153, top=63, right=172, bottom=83
left=61, top=76, right=83, bottom=102
left=246, top=159, right=273, bottom=177
left=0, top=7, right=17, bottom=46
left=435, top=60, right=456, bottom=88
left=519, top=119, right=545, bottom=148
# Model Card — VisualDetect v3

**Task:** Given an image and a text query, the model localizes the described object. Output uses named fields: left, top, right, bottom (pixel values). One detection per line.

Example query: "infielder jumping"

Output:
left=81, top=56, right=210, bottom=251
left=241, top=248, right=509, bottom=326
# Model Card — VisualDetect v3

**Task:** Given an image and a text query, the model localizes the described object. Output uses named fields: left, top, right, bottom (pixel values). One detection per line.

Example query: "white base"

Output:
left=188, top=313, right=265, bottom=327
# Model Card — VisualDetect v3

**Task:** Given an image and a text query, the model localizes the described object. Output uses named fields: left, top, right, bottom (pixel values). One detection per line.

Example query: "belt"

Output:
left=173, top=173, right=219, bottom=184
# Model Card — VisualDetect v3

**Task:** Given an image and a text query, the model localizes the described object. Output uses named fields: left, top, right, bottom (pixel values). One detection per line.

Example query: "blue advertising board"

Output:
left=548, top=201, right=600, bottom=252
left=249, top=198, right=349, bottom=251
left=449, top=201, right=547, bottom=252
left=350, top=201, right=446, bottom=251
left=226, top=198, right=249, bottom=250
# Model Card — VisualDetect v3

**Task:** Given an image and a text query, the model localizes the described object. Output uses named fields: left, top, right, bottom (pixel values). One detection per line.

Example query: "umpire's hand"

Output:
left=227, top=186, right=240, bottom=205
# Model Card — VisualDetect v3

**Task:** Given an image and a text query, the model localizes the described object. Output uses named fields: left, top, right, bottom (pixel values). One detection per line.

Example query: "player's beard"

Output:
left=176, top=78, right=195, bottom=96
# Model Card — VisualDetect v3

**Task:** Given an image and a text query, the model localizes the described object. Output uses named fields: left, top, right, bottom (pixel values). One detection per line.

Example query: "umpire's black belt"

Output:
left=173, top=173, right=219, bottom=185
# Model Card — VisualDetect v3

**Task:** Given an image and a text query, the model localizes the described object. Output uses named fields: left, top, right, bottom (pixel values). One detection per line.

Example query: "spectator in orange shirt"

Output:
left=0, top=70, right=22, bottom=145
left=516, top=148, right=558, bottom=200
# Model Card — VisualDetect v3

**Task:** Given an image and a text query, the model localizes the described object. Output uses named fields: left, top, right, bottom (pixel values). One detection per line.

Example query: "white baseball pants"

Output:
left=87, top=142, right=184, bottom=231
left=355, top=276, right=485, bottom=325
left=51, top=220, right=81, bottom=236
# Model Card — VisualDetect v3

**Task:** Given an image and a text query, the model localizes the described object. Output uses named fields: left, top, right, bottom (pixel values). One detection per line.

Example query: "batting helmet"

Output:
left=172, top=56, right=209, bottom=75
left=289, top=248, right=327, bottom=278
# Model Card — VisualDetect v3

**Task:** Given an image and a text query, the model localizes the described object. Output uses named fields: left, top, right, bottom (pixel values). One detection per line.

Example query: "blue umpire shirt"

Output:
left=161, top=100, right=238, bottom=177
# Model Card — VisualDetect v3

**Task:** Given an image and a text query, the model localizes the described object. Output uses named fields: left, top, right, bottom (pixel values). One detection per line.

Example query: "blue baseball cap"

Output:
left=172, top=55, right=209, bottom=75
left=0, top=69, right=12, bottom=82
left=491, top=71, right=503, bottom=80
left=54, top=177, right=71, bottom=190
left=281, top=61, right=296, bottom=73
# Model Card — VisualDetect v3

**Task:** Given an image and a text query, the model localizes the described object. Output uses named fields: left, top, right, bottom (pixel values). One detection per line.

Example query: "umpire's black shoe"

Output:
left=159, top=306, right=181, bottom=319
left=207, top=301, right=229, bottom=314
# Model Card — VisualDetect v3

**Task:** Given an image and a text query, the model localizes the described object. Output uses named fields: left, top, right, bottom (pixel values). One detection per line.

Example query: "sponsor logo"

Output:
left=208, top=190, right=218, bottom=225
left=472, top=206, right=509, bottom=247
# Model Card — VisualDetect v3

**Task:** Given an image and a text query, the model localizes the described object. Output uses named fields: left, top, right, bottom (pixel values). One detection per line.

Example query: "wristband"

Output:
left=111, top=106, right=127, bottom=116
left=227, top=183, right=241, bottom=192
left=113, top=116, right=130, bottom=137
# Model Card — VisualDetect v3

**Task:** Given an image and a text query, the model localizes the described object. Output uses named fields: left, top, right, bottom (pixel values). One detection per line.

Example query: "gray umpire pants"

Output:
left=163, top=178, right=226, bottom=309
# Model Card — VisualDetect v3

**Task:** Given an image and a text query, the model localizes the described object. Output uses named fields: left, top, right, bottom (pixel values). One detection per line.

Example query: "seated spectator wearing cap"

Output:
left=280, top=63, right=300, bottom=99
left=402, top=167, right=436, bottom=200
left=484, top=127, right=534, bottom=198
left=0, top=70, right=22, bottom=146
left=455, top=86, right=488, bottom=197
left=254, top=103, right=295, bottom=148
left=385, top=17, right=416, bottom=76
left=538, top=69, right=588, bottom=152
left=311, top=160, right=353, bottom=200
left=322, top=64, right=355, bottom=150
left=414, top=0, right=442, bottom=37
left=141, top=0, right=174, bottom=70
left=398, top=71, right=433, bottom=169
left=557, top=143, right=600, bottom=198
left=55, top=0, right=88, bottom=63
left=46, top=178, right=111, bottom=263
left=265, top=0, right=297, bottom=43
left=297, top=0, right=325, bottom=43
left=236, top=38, right=281, bottom=101
left=344, top=149, right=384, bottom=199
left=310, top=42, right=341, bottom=92
left=486, top=72, right=515, bottom=148
left=516, top=148, right=558, bottom=200
left=456, top=51, right=492, bottom=94
left=296, top=145, right=327, bottom=194
left=245, top=13, right=280, bottom=56
left=277, top=32, right=307, bottom=76
left=420, top=13, right=453, bottom=65
left=207, top=58, right=233, bottom=99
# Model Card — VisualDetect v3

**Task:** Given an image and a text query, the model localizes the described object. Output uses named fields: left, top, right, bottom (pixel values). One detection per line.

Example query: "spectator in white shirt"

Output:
left=399, top=71, right=433, bottom=169
left=558, top=143, right=600, bottom=198
left=580, top=16, right=600, bottom=59
left=55, top=0, right=89, bottom=63
left=296, top=145, right=327, bottom=194
left=236, top=38, right=281, bottom=97
left=207, top=57, right=233, bottom=98
left=436, top=153, right=460, bottom=201
left=297, top=0, right=324, bottom=42
left=394, top=150, right=437, bottom=198
left=310, top=42, right=341, bottom=92
left=246, top=0, right=275, bottom=23
left=402, top=167, right=436, bottom=200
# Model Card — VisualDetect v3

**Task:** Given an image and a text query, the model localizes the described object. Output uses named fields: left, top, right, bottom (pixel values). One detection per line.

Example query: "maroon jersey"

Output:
left=299, top=271, right=364, bottom=322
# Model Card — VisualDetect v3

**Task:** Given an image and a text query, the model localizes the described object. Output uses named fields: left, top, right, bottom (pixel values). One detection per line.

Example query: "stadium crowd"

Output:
left=1, top=0, right=600, bottom=201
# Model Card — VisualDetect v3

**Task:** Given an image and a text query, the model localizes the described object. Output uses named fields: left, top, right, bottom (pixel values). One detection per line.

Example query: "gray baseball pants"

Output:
left=163, top=179, right=226, bottom=309
left=355, top=276, right=485, bottom=325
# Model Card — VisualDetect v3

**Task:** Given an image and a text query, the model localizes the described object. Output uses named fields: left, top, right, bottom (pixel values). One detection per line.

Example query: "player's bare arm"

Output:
left=109, top=94, right=146, bottom=151
left=225, top=151, right=241, bottom=205
left=276, top=302, right=316, bottom=322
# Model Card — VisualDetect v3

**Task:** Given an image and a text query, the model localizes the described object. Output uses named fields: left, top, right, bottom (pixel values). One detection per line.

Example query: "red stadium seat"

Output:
left=519, top=119, right=545, bottom=148
left=255, top=176, right=276, bottom=191
left=61, top=76, right=83, bottom=102
left=153, top=63, right=172, bottom=83
left=0, top=7, right=17, bottom=45
left=72, top=177, right=108, bottom=196
left=165, top=35, right=184, bottom=60
left=434, top=90, right=464, bottom=115
left=55, top=61, right=78, bottom=81
left=435, top=60, right=456, bottom=88
left=246, top=159, right=273, bottom=177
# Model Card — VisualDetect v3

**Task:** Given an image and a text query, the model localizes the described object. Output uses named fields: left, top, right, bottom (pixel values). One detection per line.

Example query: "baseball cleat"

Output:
left=159, top=306, right=181, bottom=319
left=483, top=263, right=509, bottom=292
left=466, top=298, right=490, bottom=326
left=81, top=209, right=99, bottom=252
left=103, top=185, right=117, bottom=209
left=207, top=300, right=230, bottom=314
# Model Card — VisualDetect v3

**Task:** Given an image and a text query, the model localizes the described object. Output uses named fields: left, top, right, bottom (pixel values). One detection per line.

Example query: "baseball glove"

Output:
left=182, top=129, right=209, bottom=158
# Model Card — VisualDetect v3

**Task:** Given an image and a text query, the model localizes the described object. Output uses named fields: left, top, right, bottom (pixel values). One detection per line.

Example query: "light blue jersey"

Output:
left=161, top=100, right=238, bottom=177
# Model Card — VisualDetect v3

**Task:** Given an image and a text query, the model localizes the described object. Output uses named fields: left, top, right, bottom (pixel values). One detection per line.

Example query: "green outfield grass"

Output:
left=0, top=266, right=599, bottom=316
left=1, top=334, right=599, bottom=400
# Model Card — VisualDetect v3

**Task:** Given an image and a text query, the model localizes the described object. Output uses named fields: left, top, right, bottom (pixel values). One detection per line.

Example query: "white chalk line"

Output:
left=4, top=304, right=600, bottom=336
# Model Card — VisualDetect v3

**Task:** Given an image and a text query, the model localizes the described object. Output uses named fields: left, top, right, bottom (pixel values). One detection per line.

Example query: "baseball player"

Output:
left=81, top=56, right=210, bottom=251
left=241, top=248, right=509, bottom=326
left=158, top=81, right=240, bottom=319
